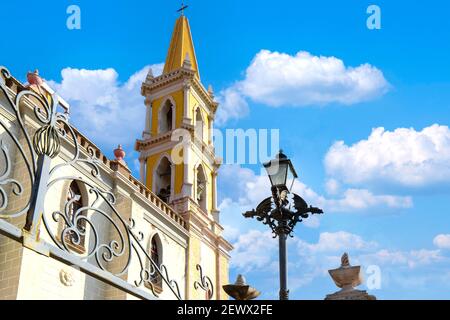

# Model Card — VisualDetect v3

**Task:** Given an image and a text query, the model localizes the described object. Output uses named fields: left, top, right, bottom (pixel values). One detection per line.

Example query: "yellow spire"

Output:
left=163, top=16, right=200, bottom=79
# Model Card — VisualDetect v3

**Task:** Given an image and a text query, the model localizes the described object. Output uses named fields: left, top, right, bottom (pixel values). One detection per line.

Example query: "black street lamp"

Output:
left=263, top=149, right=298, bottom=190
left=243, top=150, right=324, bottom=300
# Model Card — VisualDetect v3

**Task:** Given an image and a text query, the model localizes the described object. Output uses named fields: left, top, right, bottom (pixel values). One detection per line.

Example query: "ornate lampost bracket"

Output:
left=243, top=188, right=324, bottom=238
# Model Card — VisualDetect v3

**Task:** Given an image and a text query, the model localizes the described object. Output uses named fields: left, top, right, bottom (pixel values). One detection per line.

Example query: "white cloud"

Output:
left=221, top=224, right=241, bottom=241
left=216, top=50, right=389, bottom=124
left=325, top=124, right=450, bottom=189
left=47, top=64, right=164, bottom=152
left=325, top=178, right=340, bottom=195
left=294, top=180, right=412, bottom=212
left=302, top=215, right=321, bottom=228
left=297, top=231, right=377, bottom=253
left=360, top=249, right=444, bottom=269
left=230, top=230, right=278, bottom=272
left=238, top=165, right=409, bottom=211
left=229, top=227, right=449, bottom=297
left=215, top=87, right=249, bottom=126
left=218, top=164, right=412, bottom=230
left=241, top=50, right=390, bottom=107
left=434, top=234, right=450, bottom=249
left=324, top=188, right=413, bottom=211
left=297, top=234, right=444, bottom=270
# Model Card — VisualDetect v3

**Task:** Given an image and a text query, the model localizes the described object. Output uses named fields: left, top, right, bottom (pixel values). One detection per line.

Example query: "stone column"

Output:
left=183, top=81, right=191, bottom=124
left=181, top=147, right=192, bottom=197
left=139, top=157, right=146, bottom=184
left=208, top=115, right=213, bottom=145
left=211, top=170, right=220, bottom=223
left=211, top=171, right=218, bottom=211
left=143, top=96, right=152, bottom=139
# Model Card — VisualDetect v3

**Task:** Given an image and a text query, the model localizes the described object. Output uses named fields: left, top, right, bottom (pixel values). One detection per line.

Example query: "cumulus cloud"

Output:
left=434, top=234, right=450, bottom=249
left=217, top=50, right=389, bottom=124
left=218, top=164, right=412, bottom=227
left=215, top=87, right=249, bottom=126
left=325, top=178, right=341, bottom=195
left=325, top=124, right=450, bottom=189
left=47, top=64, right=164, bottom=151
left=230, top=230, right=278, bottom=272
left=360, top=249, right=444, bottom=269
left=323, top=188, right=413, bottom=211
left=294, top=180, right=412, bottom=212
left=229, top=228, right=447, bottom=297
left=297, top=231, right=377, bottom=253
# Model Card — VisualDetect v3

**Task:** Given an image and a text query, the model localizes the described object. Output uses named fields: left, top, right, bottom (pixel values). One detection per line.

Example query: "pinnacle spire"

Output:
left=163, top=15, right=200, bottom=79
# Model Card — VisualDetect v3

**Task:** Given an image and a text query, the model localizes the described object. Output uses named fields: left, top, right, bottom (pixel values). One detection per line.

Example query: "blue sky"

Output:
left=2, top=1, right=450, bottom=299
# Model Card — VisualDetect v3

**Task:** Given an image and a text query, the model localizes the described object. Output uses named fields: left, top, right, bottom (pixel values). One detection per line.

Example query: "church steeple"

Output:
left=136, top=11, right=232, bottom=300
left=163, top=16, right=200, bottom=79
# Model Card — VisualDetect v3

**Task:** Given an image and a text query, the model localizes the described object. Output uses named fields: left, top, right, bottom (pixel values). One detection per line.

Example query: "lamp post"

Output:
left=243, top=150, right=324, bottom=300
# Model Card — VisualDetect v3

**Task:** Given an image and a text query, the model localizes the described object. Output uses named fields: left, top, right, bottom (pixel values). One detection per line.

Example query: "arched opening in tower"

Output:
left=155, top=157, right=172, bottom=203
left=159, top=100, right=173, bottom=134
left=195, top=107, right=204, bottom=142
left=196, top=165, right=207, bottom=212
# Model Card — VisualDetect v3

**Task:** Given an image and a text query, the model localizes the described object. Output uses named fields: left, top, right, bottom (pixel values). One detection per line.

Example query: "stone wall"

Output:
left=0, top=235, right=23, bottom=299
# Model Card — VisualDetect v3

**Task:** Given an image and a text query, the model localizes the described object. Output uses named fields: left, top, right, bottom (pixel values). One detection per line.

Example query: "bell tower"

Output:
left=135, top=14, right=232, bottom=300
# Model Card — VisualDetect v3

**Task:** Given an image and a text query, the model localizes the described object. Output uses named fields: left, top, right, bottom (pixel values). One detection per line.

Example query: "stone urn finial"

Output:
left=145, top=68, right=154, bottom=83
left=235, top=274, right=246, bottom=286
left=182, top=53, right=192, bottom=70
left=208, top=84, right=214, bottom=97
left=110, top=145, right=130, bottom=174
left=26, top=69, right=45, bottom=96
left=222, top=274, right=261, bottom=300
left=329, top=253, right=361, bottom=292
left=114, top=145, right=126, bottom=161
left=341, top=252, right=350, bottom=267
left=27, top=69, right=43, bottom=86
left=325, top=252, right=376, bottom=300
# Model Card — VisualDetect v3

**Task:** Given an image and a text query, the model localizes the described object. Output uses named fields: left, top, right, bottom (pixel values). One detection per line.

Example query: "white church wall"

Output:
left=128, top=197, right=188, bottom=300
left=200, top=240, right=217, bottom=297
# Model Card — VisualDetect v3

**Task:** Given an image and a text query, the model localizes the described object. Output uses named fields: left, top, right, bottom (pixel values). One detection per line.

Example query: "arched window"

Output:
left=155, top=157, right=172, bottom=203
left=64, top=181, right=87, bottom=250
left=151, top=237, right=159, bottom=263
left=159, top=99, right=174, bottom=134
left=196, top=165, right=207, bottom=212
left=149, top=235, right=162, bottom=288
left=166, top=108, right=173, bottom=132
left=195, top=108, right=204, bottom=141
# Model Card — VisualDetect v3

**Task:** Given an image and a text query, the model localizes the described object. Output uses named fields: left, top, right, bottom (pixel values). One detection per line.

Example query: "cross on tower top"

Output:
left=177, top=1, right=189, bottom=16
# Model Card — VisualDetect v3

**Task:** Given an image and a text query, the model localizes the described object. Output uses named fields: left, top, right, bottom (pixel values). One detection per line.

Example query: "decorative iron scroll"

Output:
left=193, top=264, right=214, bottom=299
left=243, top=187, right=323, bottom=238
left=0, top=67, right=39, bottom=219
left=0, top=66, right=183, bottom=300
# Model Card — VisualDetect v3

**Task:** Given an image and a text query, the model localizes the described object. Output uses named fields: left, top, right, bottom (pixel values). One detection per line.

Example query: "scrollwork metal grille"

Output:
left=0, top=67, right=39, bottom=220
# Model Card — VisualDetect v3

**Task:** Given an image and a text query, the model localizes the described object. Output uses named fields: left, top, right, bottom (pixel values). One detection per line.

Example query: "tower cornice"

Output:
left=141, top=67, right=218, bottom=114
